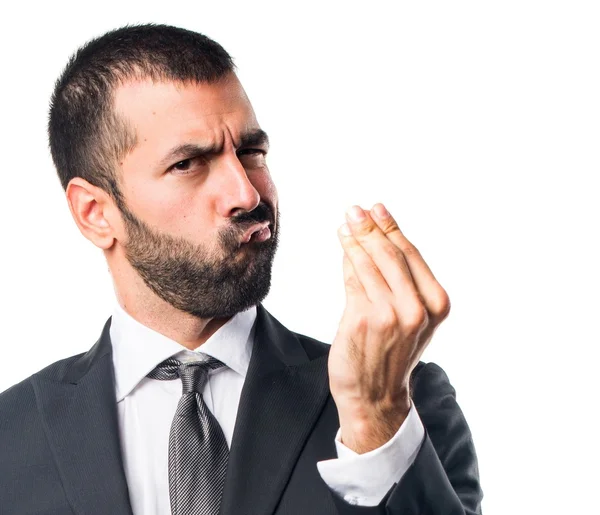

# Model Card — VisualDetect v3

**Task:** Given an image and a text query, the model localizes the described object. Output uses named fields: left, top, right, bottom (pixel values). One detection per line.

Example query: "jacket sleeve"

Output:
left=328, top=361, right=484, bottom=515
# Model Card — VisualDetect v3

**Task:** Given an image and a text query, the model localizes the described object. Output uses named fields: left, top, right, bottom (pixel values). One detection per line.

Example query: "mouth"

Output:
left=240, top=222, right=272, bottom=244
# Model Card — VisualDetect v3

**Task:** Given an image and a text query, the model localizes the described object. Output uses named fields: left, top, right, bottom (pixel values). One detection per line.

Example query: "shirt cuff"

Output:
left=316, top=401, right=425, bottom=507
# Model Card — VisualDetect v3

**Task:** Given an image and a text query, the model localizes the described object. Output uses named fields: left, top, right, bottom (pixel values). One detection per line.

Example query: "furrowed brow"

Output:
left=160, top=143, right=221, bottom=167
left=239, top=129, right=269, bottom=149
left=159, top=129, right=270, bottom=168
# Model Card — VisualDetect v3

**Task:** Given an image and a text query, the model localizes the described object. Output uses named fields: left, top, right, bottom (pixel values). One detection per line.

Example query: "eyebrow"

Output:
left=159, top=128, right=270, bottom=168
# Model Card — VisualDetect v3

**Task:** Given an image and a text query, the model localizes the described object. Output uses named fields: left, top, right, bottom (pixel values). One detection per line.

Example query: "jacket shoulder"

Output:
left=0, top=350, right=87, bottom=413
left=0, top=354, right=86, bottom=509
left=0, top=350, right=88, bottom=459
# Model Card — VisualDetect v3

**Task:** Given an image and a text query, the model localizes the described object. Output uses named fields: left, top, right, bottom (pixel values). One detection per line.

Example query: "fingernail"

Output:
left=340, top=223, right=352, bottom=236
left=347, top=205, right=365, bottom=222
left=373, top=203, right=389, bottom=219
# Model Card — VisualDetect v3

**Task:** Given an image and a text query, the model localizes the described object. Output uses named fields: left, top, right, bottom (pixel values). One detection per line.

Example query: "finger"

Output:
left=369, top=203, right=451, bottom=321
left=338, top=223, right=391, bottom=304
left=342, top=252, right=367, bottom=302
left=344, top=206, right=421, bottom=312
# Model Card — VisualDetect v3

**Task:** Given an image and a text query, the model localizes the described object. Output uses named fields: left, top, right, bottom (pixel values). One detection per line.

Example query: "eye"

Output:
left=238, top=148, right=266, bottom=156
left=237, top=148, right=267, bottom=167
left=170, top=156, right=207, bottom=175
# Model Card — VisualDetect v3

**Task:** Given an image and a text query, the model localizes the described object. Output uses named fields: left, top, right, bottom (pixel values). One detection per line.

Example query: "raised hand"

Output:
left=329, top=203, right=451, bottom=454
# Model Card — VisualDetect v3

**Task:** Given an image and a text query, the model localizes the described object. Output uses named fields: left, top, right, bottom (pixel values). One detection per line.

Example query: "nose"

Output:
left=214, top=152, right=261, bottom=217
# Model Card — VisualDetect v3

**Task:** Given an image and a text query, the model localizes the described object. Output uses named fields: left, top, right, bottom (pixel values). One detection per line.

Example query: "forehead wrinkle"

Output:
left=158, top=127, right=267, bottom=168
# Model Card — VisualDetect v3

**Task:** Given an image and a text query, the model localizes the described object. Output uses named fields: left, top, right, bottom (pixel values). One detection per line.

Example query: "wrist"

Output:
left=337, top=395, right=411, bottom=454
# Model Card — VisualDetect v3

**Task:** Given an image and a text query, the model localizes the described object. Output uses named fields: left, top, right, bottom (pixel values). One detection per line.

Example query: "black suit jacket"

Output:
left=0, top=303, right=483, bottom=514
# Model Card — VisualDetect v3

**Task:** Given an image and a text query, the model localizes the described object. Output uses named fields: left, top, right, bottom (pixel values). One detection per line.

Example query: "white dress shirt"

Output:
left=110, top=302, right=425, bottom=513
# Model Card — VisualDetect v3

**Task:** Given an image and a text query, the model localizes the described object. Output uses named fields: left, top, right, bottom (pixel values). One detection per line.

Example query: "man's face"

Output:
left=111, top=72, right=280, bottom=319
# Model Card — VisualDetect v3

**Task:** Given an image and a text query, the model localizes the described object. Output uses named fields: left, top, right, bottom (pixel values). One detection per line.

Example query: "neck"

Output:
left=108, top=255, right=233, bottom=351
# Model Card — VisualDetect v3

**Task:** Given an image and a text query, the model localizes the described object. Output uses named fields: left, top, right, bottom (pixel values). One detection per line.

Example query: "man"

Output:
left=0, top=24, right=483, bottom=515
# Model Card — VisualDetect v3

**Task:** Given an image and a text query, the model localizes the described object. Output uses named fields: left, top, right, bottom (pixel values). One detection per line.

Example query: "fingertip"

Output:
left=371, top=203, right=390, bottom=220
left=339, top=223, right=352, bottom=237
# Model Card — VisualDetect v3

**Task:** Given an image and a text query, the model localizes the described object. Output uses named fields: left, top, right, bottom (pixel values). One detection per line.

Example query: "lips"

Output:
left=240, top=222, right=271, bottom=244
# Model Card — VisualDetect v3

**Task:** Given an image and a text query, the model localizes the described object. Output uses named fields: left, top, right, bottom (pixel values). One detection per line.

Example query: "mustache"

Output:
left=230, top=203, right=273, bottom=232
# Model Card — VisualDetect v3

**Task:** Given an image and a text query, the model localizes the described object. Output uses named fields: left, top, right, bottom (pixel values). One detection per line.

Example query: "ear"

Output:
left=65, top=177, right=118, bottom=250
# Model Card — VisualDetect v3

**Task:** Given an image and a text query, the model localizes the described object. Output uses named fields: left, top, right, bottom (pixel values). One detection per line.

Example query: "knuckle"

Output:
left=401, top=243, right=421, bottom=259
left=403, top=304, right=428, bottom=331
left=381, top=241, right=403, bottom=262
left=361, top=258, right=380, bottom=278
left=354, top=221, right=377, bottom=238
left=382, top=219, right=401, bottom=235
left=344, top=274, right=362, bottom=292
left=430, top=288, right=451, bottom=321
left=373, top=304, right=398, bottom=328
left=342, top=237, right=361, bottom=250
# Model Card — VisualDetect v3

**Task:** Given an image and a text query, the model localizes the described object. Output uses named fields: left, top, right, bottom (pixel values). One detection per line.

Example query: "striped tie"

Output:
left=147, top=356, right=229, bottom=515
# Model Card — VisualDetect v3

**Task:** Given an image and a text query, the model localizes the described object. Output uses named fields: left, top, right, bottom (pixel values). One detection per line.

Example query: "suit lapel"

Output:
left=32, top=318, right=133, bottom=515
left=220, top=304, right=331, bottom=515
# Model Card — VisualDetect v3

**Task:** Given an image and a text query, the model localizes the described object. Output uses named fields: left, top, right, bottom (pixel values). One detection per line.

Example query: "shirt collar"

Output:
left=109, top=302, right=257, bottom=402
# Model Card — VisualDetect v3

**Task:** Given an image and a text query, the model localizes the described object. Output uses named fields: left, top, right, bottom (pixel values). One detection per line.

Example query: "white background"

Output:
left=0, top=1, right=598, bottom=514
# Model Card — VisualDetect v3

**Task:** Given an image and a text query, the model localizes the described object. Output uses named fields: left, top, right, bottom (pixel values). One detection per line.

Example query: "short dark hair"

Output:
left=48, top=24, right=236, bottom=209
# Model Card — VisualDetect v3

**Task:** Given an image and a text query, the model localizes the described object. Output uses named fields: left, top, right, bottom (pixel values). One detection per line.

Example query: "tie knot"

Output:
left=147, top=356, right=226, bottom=394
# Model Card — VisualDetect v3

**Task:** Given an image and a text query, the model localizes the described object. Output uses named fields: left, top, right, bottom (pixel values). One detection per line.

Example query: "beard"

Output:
left=118, top=200, right=280, bottom=319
